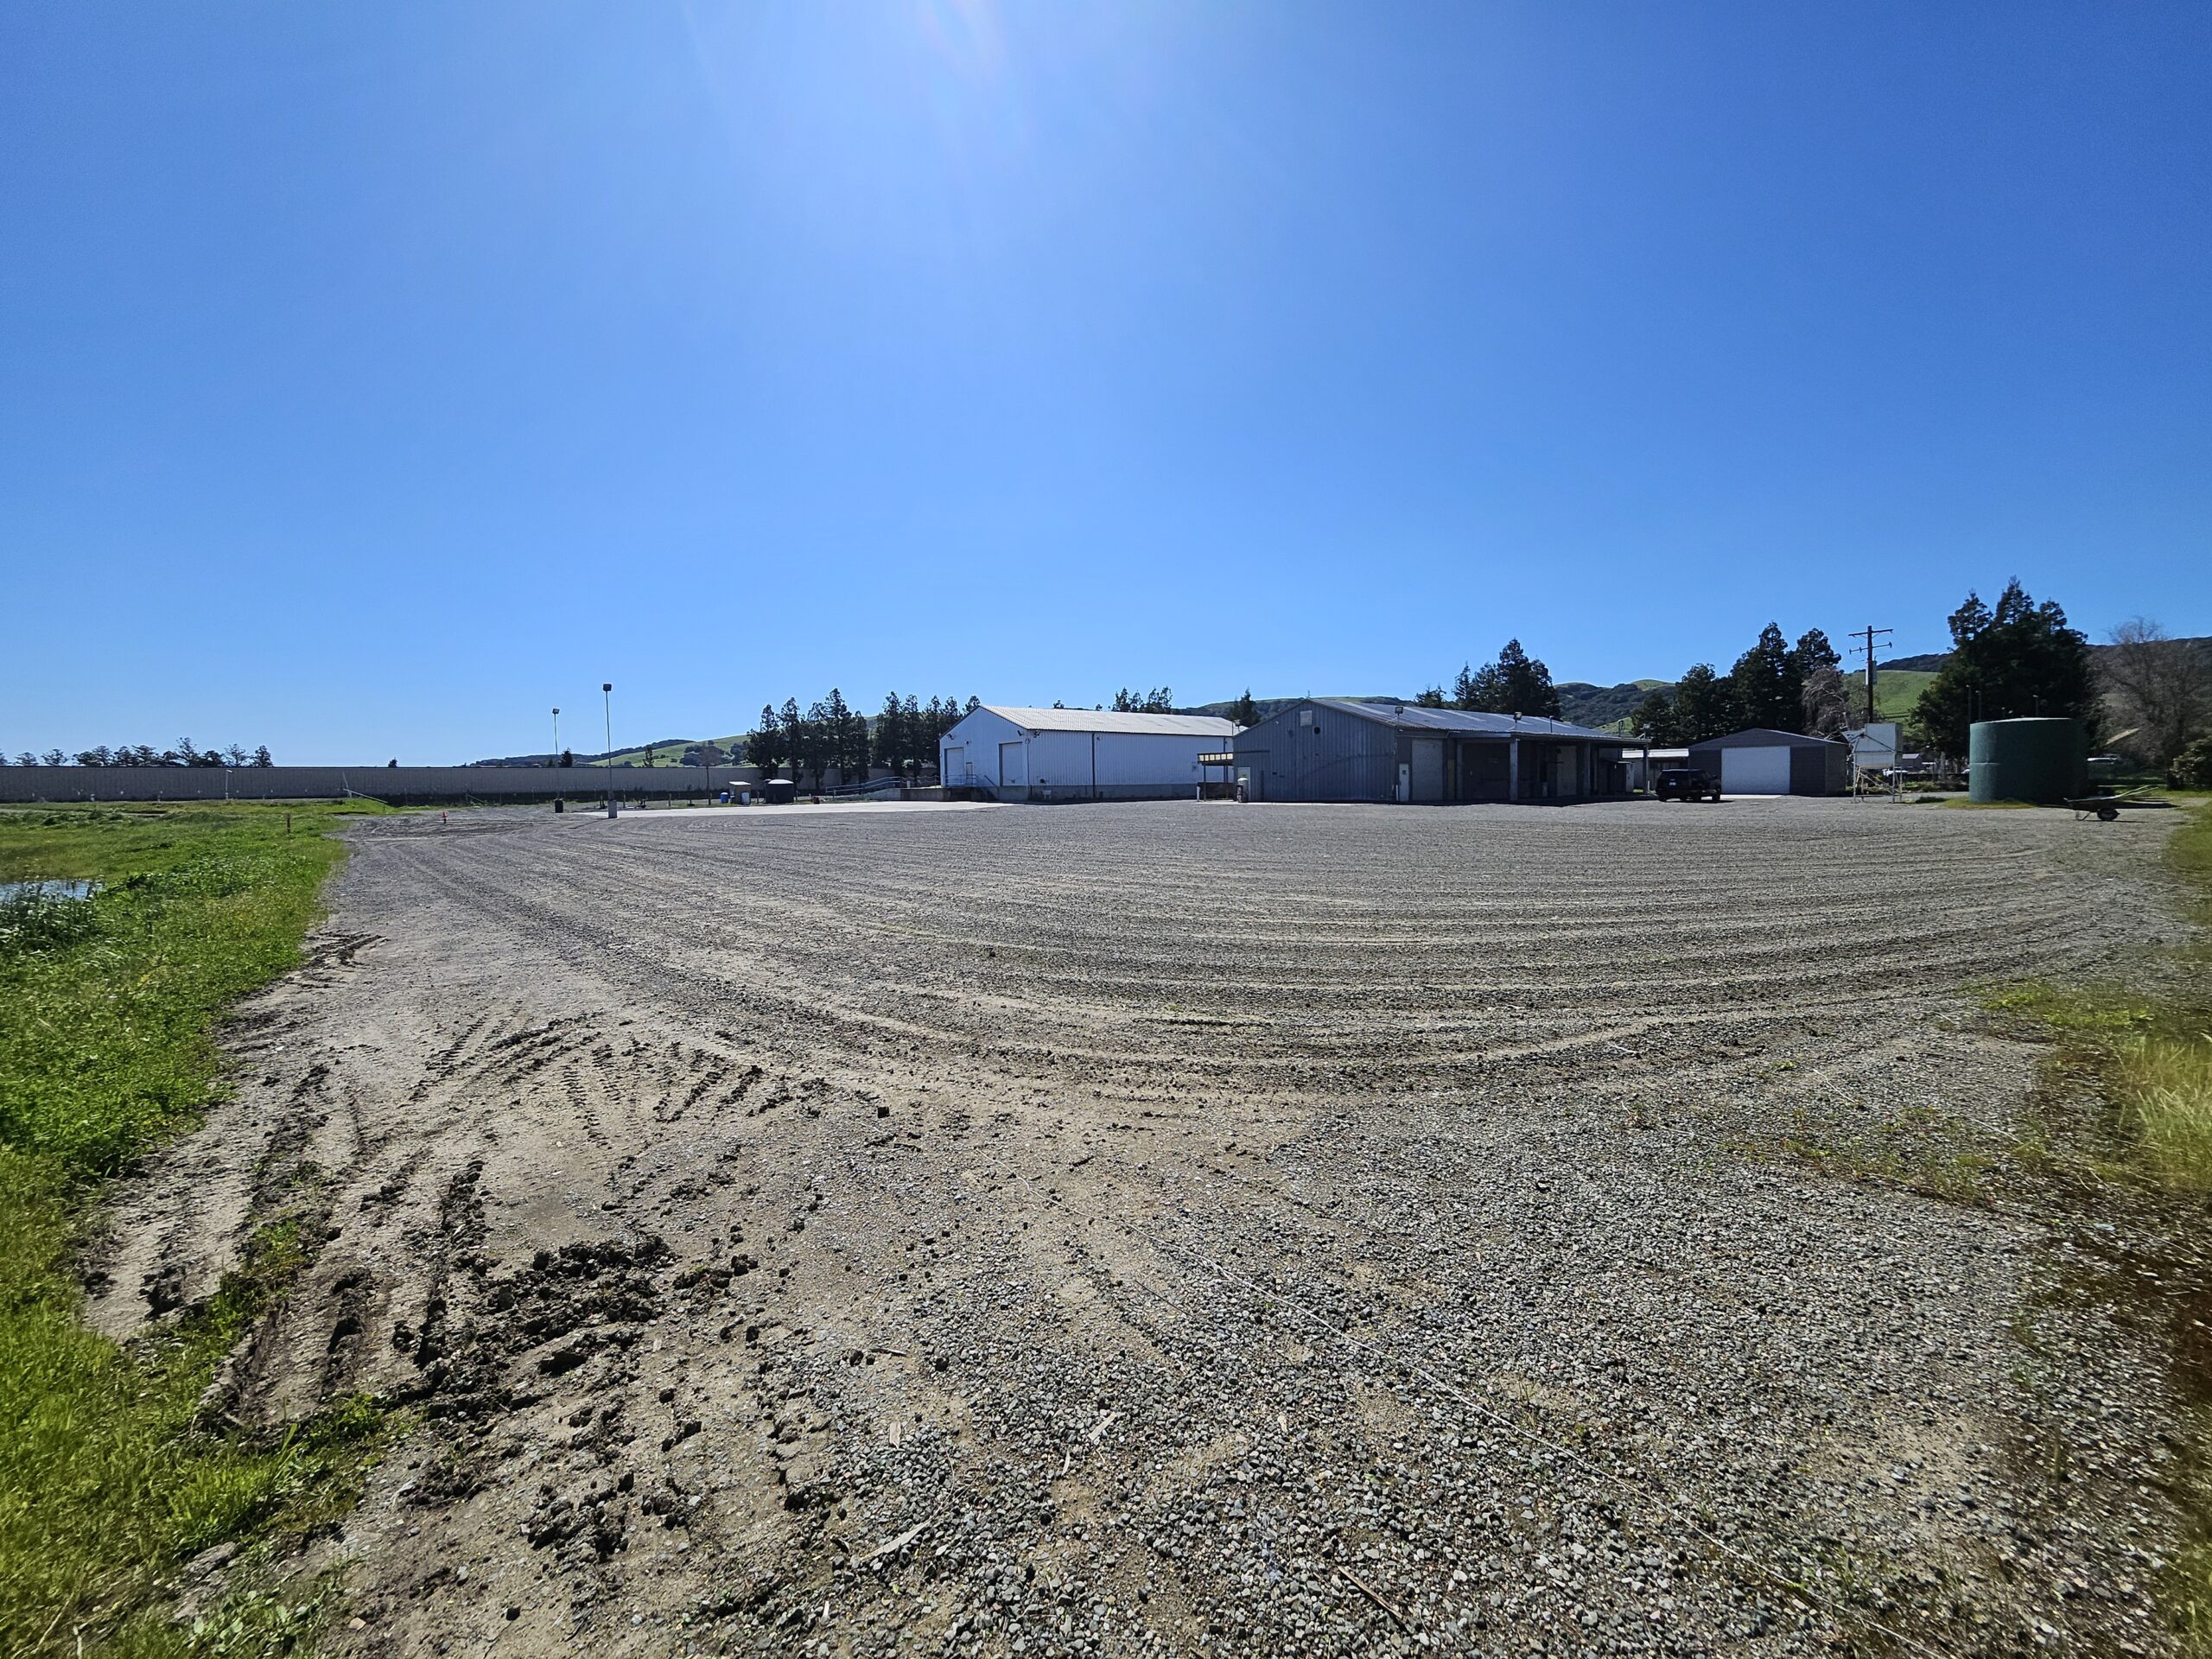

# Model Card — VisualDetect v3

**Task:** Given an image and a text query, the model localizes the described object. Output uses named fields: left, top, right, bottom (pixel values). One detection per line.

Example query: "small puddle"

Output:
left=0, top=879, right=98, bottom=901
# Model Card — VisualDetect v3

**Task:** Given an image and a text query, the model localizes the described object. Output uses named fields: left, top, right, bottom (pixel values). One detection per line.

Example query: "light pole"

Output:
left=602, top=683, right=616, bottom=818
left=551, top=707, right=561, bottom=761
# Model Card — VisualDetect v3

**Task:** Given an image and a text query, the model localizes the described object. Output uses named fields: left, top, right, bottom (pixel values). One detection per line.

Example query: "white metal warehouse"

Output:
left=939, top=706, right=1237, bottom=801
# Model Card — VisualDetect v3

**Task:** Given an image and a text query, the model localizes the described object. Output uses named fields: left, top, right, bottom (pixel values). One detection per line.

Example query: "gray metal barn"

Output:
left=1230, top=698, right=1636, bottom=803
left=1685, top=728, right=1850, bottom=795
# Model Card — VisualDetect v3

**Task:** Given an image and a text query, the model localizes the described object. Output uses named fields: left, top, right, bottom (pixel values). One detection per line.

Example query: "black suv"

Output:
left=1655, top=766, right=1721, bottom=802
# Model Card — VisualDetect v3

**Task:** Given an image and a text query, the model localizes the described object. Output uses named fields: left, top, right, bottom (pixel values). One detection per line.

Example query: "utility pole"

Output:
left=1849, top=625, right=1893, bottom=726
left=602, top=683, right=616, bottom=819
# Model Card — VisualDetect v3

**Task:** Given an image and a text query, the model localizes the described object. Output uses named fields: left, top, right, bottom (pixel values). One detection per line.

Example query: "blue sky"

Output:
left=3, top=3, right=2205, bottom=761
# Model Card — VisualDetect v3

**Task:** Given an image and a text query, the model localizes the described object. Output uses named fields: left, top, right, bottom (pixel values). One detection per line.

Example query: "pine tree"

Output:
left=822, top=689, right=855, bottom=784
left=747, top=705, right=781, bottom=773
left=1787, top=628, right=1840, bottom=683
left=874, top=694, right=903, bottom=772
left=1459, top=641, right=1561, bottom=717
left=1911, top=580, right=2094, bottom=755
left=780, top=698, right=804, bottom=781
left=1669, top=664, right=1739, bottom=743
left=1228, top=690, right=1260, bottom=728
left=1728, top=622, right=1797, bottom=731
left=1496, top=642, right=1560, bottom=718
left=1629, top=690, right=1680, bottom=744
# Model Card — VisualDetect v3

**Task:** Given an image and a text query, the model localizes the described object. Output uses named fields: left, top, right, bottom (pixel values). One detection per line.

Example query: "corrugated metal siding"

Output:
left=941, top=708, right=1022, bottom=785
left=1230, top=702, right=1401, bottom=801
left=1231, top=699, right=1631, bottom=803
left=1029, top=732, right=1091, bottom=788
left=1789, top=743, right=1848, bottom=794
left=1010, top=729, right=1219, bottom=795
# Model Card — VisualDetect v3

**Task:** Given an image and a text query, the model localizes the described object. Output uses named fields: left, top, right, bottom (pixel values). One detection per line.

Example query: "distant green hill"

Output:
left=1841, top=669, right=1936, bottom=724
left=471, top=734, right=749, bottom=769
left=1554, top=680, right=1669, bottom=732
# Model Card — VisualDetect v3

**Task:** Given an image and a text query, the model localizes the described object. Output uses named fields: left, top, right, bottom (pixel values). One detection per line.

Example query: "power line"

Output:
left=1848, top=625, right=1893, bottom=726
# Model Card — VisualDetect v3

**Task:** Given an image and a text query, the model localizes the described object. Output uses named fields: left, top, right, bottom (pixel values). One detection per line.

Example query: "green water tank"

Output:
left=1968, top=717, right=2087, bottom=804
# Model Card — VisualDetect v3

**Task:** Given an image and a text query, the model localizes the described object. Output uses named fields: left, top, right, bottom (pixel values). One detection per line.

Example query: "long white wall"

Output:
left=938, top=710, right=1228, bottom=796
left=1028, top=730, right=1221, bottom=789
left=0, top=765, right=781, bottom=804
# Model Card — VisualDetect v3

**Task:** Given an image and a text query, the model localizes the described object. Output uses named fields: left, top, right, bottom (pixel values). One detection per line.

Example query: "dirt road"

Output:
left=99, top=798, right=2190, bottom=1656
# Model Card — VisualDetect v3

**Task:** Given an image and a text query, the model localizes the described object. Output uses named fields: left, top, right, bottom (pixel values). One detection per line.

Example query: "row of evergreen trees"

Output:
left=2, top=741, right=274, bottom=768
left=742, top=693, right=980, bottom=788
left=1630, top=626, right=1847, bottom=746
left=1625, top=582, right=2098, bottom=754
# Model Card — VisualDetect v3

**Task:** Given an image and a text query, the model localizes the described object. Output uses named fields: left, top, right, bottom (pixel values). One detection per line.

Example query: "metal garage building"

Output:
left=1686, top=728, right=1850, bottom=795
left=938, top=706, right=1238, bottom=801
left=1230, top=698, right=1636, bottom=803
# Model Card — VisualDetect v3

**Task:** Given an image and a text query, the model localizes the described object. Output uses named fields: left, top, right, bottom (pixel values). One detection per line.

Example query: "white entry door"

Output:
left=999, top=741, right=1027, bottom=786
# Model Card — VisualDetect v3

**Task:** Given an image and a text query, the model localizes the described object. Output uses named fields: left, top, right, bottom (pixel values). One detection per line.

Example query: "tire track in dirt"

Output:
left=123, top=799, right=2195, bottom=1658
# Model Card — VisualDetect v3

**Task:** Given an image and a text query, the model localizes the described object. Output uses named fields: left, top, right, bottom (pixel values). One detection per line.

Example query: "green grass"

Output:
left=1985, top=799, right=2212, bottom=1650
left=1841, top=667, right=1936, bottom=723
left=0, top=804, right=393, bottom=1657
left=587, top=733, right=751, bottom=768
left=1986, top=801, right=2212, bottom=1192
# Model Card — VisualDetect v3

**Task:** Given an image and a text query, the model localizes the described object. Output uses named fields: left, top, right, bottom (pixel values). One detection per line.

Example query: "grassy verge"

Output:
left=1984, top=797, right=2212, bottom=1649
left=1987, top=799, right=2212, bottom=1192
left=0, top=804, right=392, bottom=1656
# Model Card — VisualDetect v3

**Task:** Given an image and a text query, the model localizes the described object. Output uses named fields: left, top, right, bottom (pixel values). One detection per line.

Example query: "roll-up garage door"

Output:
left=1410, top=739, right=1445, bottom=802
left=999, top=741, right=1027, bottom=786
left=1721, top=747, right=1792, bottom=794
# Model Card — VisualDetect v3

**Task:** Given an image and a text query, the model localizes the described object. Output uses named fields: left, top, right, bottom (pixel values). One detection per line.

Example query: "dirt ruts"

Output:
left=92, top=798, right=2194, bottom=1656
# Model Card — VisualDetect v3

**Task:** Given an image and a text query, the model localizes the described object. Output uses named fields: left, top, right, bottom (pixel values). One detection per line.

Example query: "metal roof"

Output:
left=1687, top=728, right=1850, bottom=749
left=1305, top=697, right=1630, bottom=745
left=980, top=706, right=1238, bottom=738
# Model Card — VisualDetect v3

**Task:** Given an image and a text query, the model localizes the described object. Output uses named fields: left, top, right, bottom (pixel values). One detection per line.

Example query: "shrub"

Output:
left=2171, top=736, right=2212, bottom=791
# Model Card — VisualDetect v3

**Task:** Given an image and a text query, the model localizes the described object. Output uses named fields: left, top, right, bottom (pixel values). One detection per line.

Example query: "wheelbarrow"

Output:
left=2067, top=791, right=2176, bottom=822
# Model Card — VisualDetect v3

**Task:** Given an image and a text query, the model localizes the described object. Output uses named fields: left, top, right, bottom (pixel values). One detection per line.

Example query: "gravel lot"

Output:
left=99, top=797, right=2194, bottom=1656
